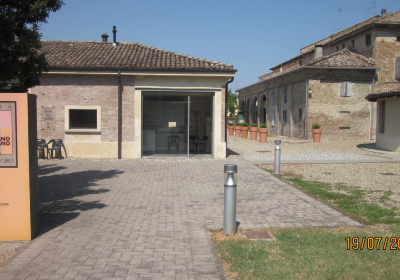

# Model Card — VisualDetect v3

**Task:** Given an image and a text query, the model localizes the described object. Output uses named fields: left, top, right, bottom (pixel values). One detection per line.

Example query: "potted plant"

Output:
left=312, top=124, right=322, bottom=143
left=259, top=123, right=268, bottom=143
left=235, top=122, right=242, bottom=137
left=241, top=122, right=249, bottom=139
left=250, top=122, right=259, bottom=140
left=228, top=121, right=235, bottom=136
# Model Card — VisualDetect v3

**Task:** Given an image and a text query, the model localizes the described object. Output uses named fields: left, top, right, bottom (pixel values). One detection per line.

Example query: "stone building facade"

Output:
left=238, top=9, right=400, bottom=140
left=31, top=37, right=236, bottom=158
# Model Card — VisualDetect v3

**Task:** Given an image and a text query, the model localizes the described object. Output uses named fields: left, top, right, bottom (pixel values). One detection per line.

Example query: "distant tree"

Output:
left=0, top=0, right=64, bottom=92
left=227, top=89, right=238, bottom=118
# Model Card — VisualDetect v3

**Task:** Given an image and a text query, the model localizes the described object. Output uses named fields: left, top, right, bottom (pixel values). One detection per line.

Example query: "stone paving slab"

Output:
left=0, top=158, right=361, bottom=279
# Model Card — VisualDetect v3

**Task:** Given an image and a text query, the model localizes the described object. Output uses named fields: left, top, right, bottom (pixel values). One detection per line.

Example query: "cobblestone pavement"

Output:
left=1, top=151, right=362, bottom=279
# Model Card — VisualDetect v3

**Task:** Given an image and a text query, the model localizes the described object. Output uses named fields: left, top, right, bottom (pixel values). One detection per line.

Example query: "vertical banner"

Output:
left=0, top=102, right=17, bottom=167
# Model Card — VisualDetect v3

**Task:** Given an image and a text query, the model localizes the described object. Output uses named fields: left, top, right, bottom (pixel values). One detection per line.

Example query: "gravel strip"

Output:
left=227, top=135, right=398, bottom=162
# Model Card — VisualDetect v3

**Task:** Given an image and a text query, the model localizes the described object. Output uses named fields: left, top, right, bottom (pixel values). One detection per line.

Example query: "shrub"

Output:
left=228, top=121, right=235, bottom=126
left=312, top=124, right=321, bottom=129
left=241, top=122, right=248, bottom=127
left=260, top=123, right=267, bottom=128
left=251, top=122, right=258, bottom=127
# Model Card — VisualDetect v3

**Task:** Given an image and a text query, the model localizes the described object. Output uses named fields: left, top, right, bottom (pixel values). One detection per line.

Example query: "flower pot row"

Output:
left=228, top=124, right=268, bottom=143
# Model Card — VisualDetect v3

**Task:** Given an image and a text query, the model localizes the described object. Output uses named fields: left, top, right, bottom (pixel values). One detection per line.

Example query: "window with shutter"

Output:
left=396, top=57, right=400, bottom=80
left=340, top=82, right=352, bottom=97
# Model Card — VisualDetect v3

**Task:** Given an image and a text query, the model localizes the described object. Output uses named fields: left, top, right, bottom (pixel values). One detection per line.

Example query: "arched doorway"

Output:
left=261, top=95, right=267, bottom=124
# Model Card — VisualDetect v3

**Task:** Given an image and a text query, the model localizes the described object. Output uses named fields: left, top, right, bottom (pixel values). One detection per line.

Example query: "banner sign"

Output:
left=0, top=102, right=17, bottom=167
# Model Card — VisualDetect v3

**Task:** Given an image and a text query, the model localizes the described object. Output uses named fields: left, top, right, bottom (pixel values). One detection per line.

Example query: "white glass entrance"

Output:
left=142, top=92, right=213, bottom=158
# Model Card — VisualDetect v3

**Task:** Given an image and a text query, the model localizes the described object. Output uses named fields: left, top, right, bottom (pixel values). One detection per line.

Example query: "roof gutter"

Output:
left=225, top=77, right=234, bottom=157
left=47, top=67, right=237, bottom=73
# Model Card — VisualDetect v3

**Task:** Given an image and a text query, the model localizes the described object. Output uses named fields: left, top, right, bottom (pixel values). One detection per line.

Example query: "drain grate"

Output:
left=380, top=173, right=397, bottom=176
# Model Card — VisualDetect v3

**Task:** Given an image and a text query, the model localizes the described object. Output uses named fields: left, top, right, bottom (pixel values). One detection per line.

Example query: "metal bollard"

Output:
left=224, top=164, right=237, bottom=235
left=274, top=140, right=281, bottom=174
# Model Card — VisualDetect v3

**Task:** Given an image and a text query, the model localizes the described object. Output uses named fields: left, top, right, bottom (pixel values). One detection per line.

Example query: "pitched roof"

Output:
left=306, top=48, right=376, bottom=68
left=40, top=41, right=235, bottom=71
left=365, top=86, right=400, bottom=101
left=301, top=10, right=400, bottom=55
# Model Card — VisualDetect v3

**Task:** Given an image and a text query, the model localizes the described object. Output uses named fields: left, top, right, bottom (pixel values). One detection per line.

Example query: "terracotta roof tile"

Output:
left=40, top=41, right=235, bottom=71
left=365, top=86, right=400, bottom=101
left=306, top=48, right=376, bottom=68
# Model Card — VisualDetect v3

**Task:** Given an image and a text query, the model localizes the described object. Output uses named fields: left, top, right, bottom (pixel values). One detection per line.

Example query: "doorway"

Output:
left=142, top=92, right=213, bottom=158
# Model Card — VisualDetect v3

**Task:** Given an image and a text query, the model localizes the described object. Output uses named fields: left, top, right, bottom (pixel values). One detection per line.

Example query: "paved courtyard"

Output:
left=1, top=155, right=361, bottom=279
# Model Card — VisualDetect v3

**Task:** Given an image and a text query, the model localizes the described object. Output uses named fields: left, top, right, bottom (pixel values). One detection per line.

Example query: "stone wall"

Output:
left=31, top=74, right=136, bottom=142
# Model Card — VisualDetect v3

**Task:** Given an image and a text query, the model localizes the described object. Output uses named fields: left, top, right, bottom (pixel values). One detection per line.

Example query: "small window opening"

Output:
left=351, top=40, right=355, bottom=48
left=342, top=44, right=345, bottom=49
left=379, top=100, right=385, bottom=134
left=299, top=109, right=303, bottom=121
left=397, top=36, right=400, bottom=42
left=284, top=86, right=288, bottom=103
left=336, top=46, right=339, bottom=51
left=365, top=33, right=371, bottom=46
left=69, top=109, right=97, bottom=129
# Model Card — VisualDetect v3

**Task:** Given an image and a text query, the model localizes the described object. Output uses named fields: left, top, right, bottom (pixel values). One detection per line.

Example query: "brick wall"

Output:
left=31, top=74, right=135, bottom=142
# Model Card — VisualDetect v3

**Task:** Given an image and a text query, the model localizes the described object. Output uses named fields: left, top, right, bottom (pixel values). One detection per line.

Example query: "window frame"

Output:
left=64, top=105, right=101, bottom=132
left=396, top=57, right=400, bottom=80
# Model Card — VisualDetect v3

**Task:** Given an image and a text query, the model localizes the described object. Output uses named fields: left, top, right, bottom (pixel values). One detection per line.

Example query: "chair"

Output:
left=198, top=136, right=208, bottom=152
left=37, top=139, right=48, bottom=159
left=189, top=135, right=198, bottom=151
left=167, top=135, right=180, bottom=152
left=47, top=139, right=67, bottom=159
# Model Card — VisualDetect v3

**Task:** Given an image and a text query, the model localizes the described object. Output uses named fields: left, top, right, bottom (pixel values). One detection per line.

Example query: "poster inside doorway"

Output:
left=0, top=102, right=17, bottom=167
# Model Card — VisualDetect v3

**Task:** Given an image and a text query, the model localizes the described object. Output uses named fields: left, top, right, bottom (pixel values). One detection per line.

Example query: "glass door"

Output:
left=142, top=92, right=188, bottom=157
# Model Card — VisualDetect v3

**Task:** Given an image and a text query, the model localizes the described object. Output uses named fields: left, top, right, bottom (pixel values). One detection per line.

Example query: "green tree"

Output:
left=227, top=89, right=238, bottom=117
left=0, top=0, right=64, bottom=92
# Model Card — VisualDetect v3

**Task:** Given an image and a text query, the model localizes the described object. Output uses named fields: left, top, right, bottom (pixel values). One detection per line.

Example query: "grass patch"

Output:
left=285, top=177, right=400, bottom=225
left=211, top=226, right=400, bottom=280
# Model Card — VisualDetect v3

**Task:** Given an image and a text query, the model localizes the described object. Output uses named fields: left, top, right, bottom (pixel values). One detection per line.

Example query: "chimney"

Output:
left=314, top=45, right=323, bottom=60
left=101, top=33, right=109, bottom=43
left=381, top=8, right=387, bottom=16
left=112, top=26, right=117, bottom=43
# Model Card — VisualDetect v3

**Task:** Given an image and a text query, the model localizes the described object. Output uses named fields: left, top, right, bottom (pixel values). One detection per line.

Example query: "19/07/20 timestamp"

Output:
left=346, top=237, right=400, bottom=250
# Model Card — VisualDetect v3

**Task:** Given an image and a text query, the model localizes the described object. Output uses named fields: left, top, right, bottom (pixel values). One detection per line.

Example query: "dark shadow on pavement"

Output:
left=227, top=148, right=240, bottom=157
left=38, top=164, right=67, bottom=176
left=38, top=169, right=124, bottom=235
left=357, top=143, right=378, bottom=151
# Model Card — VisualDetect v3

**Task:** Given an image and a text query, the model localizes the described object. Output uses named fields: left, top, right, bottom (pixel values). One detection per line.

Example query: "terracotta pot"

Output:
left=250, top=127, right=259, bottom=140
left=259, top=128, right=268, bottom=143
left=241, top=126, right=249, bottom=139
left=228, top=126, right=234, bottom=136
left=312, top=128, right=322, bottom=143
left=234, top=126, right=242, bottom=137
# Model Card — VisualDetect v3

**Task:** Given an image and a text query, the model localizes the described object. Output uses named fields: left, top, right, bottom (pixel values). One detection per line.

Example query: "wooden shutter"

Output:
left=346, top=81, right=352, bottom=96
left=396, top=57, right=400, bottom=80
left=340, top=82, right=346, bottom=96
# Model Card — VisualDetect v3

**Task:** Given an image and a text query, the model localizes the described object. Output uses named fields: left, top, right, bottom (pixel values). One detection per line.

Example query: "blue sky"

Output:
left=40, top=0, right=400, bottom=91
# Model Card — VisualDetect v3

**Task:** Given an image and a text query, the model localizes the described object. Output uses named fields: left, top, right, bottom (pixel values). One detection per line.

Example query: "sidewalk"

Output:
left=1, top=148, right=363, bottom=279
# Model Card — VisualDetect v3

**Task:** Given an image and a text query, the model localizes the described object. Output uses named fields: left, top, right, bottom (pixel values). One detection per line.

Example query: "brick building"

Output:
left=237, top=9, right=400, bottom=140
left=30, top=30, right=236, bottom=158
